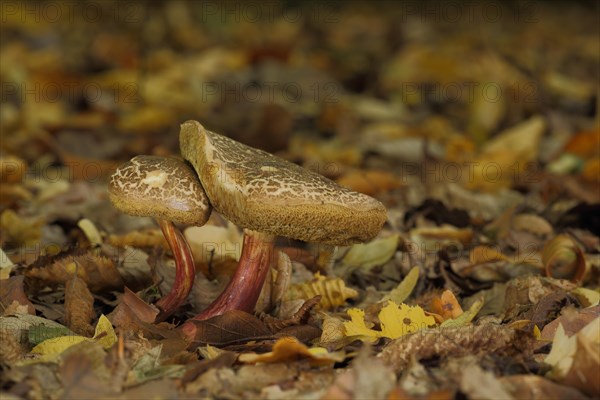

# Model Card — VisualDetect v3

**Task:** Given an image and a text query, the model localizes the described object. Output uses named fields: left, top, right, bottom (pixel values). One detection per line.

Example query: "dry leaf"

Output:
left=545, top=318, right=600, bottom=395
left=336, top=169, right=402, bottom=195
left=384, top=266, right=420, bottom=304
left=238, top=336, right=344, bottom=366
left=344, top=301, right=435, bottom=341
left=0, top=276, right=35, bottom=316
left=542, top=235, right=586, bottom=282
left=512, top=214, right=554, bottom=237
left=0, top=209, right=42, bottom=247
left=185, top=310, right=272, bottom=346
left=286, top=273, right=358, bottom=310
left=341, top=234, right=399, bottom=271
left=570, top=287, right=600, bottom=307
left=108, top=229, right=168, bottom=249
left=77, top=218, right=103, bottom=247
left=470, top=246, right=509, bottom=264
left=429, top=290, right=463, bottom=323
left=440, top=297, right=484, bottom=327
left=27, top=315, right=117, bottom=364
left=26, top=252, right=124, bottom=292
left=64, top=275, right=95, bottom=336
left=500, top=375, right=589, bottom=400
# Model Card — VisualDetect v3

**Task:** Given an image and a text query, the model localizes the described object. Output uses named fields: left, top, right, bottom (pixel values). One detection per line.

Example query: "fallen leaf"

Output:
left=429, top=290, right=463, bottom=323
left=77, top=218, right=103, bottom=248
left=383, top=266, right=419, bottom=304
left=64, top=274, right=95, bottom=336
left=344, top=301, right=436, bottom=340
left=341, top=234, right=399, bottom=272
left=545, top=318, right=600, bottom=395
left=470, top=246, right=509, bottom=264
left=28, top=315, right=117, bottom=363
left=108, top=228, right=168, bottom=249
left=0, top=276, right=35, bottom=316
left=185, top=310, right=272, bottom=346
left=500, top=375, right=589, bottom=400
left=542, top=235, right=586, bottom=282
left=336, top=169, right=402, bottom=196
left=0, top=247, right=15, bottom=279
left=570, top=287, right=600, bottom=307
left=0, top=209, right=42, bottom=247
left=238, top=336, right=344, bottom=366
left=539, top=306, right=599, bottom=345
left=286, top=273, right=358, bottom=309
left=440, top=297, right=484, bottom=327
left=125, top=344, right=185, bottom=386
left=26, top=252, right=124, bottom=292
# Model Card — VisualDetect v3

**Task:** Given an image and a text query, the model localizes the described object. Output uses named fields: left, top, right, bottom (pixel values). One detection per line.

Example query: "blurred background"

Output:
left=1, top=0, right=598, bottom=238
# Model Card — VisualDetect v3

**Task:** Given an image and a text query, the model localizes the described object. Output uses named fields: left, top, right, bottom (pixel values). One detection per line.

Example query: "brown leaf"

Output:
left=26, top=251, right=124, bottom=292
left=0, top=276, right=35, bottom=316
left=59, top=350, right=116, bottom=399
left=540, top=305, right=600, bottom=345
left=180, top=352, right=238, bottom=387
left=542, top=235, right=586, bottom=283
left=259, top=296, right=321, bottom=333
left=336, top=169, right=402, bottom=195
left=186, top=310, right=272, bottom=346
left=109, top=287, right=159, bottom=333
left=501, top=375, right=589, bottom=400
left=64, top=274, right=95, bottom=336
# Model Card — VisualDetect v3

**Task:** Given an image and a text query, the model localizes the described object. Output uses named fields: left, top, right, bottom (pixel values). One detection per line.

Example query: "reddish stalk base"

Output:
left=180, top=230, right=275, bottom=340
left=154, top=219, right=196, bottom=322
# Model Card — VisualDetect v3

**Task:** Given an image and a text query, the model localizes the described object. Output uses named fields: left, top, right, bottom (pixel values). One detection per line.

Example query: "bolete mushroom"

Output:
left=108, top=155, right=211, bottom=321
left=179, top=120, right=386, bottom=336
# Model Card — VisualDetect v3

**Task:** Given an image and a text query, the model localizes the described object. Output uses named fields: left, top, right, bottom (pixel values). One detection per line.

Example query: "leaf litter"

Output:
left=1, top=2, right=599, bottom=399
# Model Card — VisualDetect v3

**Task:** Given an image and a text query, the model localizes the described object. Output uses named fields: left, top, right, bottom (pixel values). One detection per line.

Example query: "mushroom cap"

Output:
left=179, top=120, right=387, bottom=245
left=108, top=155, right=211, bottom=226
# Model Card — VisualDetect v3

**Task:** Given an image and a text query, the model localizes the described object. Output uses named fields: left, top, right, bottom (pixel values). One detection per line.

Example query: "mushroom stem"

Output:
left=180, top=229, right=274, bottom=338
left=154, top=219, right=196, bottom=322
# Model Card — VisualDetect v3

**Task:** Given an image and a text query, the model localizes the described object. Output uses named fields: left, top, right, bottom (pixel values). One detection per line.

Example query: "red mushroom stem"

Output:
left=180, top=229, right=275, bottom=340
left=154, top=219, right=196, bottom=322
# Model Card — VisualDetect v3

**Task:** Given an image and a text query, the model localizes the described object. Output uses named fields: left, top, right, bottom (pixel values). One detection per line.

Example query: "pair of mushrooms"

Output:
left=109, top=121, right=387, bottom=337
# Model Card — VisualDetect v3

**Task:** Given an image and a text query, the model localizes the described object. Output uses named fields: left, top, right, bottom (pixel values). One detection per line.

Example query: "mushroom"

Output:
left=179, top=120, right=386, bottom=337
left=108, top=155, right=211, bottom=321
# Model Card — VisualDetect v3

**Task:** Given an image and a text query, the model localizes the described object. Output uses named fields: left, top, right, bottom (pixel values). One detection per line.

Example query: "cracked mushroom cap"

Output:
left=179, top=120, right=387, bottom=245
left=108, top=155, right=211, bottom=225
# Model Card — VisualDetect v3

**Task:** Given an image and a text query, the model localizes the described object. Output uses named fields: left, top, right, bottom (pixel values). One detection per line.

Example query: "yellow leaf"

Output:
left=286, top=273, right=358, bottom=309
left=344, top=308, right=377, bottom=340
left=533, top=325, right=542, bottom=340
left=343, top=301, right=436, bottom=340
left=441, top=298, right=483, bottom=328
left=384, top=266, right=419, bottom=304
left=380, top=303, right=436, bottom=338
left=30, top=335, right=87, bottom=357
left=29, top=315, right=116, bottom=363
left=93, top=315, right=117, bottom=349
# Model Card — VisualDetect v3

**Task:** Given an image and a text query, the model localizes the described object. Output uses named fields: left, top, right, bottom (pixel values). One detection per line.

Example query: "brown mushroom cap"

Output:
left=180, top=120, right=387, bottom=245
left=108, top=155, right=211, bottom=226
